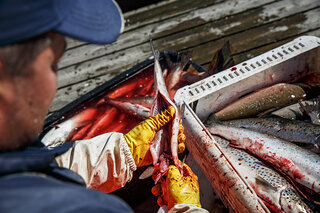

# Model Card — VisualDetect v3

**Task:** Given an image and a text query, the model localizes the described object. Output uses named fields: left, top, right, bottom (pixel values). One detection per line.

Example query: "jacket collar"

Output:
left=0, top=139, right=73, bottom=175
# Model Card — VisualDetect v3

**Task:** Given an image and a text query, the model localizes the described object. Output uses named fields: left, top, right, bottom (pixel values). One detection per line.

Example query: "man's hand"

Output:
left=152, top=163, right=201, bottom=210
left=124, top=106, right=175, bottom=167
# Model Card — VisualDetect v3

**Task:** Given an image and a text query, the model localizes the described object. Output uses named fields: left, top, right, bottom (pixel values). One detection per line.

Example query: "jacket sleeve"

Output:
left=55, top=132, right=137, bottom=193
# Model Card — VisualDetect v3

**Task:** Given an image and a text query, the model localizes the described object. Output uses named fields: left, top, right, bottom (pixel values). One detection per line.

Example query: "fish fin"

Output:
left=186, top=60, right=206, bottom=74
left=139, top=166, right=155, bottom=179
left=257, top=107, right=279, bottom=118
left=255, top=175, right=278, bottom=192
left=164, top=50, right=192, bottom=73
left=207, top=41, right=234, bottom=74
left=287, top=108, right=303, bottom=120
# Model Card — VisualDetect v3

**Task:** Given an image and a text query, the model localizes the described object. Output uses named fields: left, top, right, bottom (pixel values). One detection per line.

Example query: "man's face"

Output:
left=3, top=33, right=65, bottom=150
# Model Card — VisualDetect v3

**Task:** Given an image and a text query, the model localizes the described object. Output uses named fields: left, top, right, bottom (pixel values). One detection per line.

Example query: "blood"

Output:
left=262, top=198, right=282, bottom=213
left=231, top=67, right=237, bottom=71
left=279, top=87, right=284, bottom=92
left=269, top=74, right=274, bottom=81
left=279, top=157, right=305, bottom=179
left=215, top=93, right=222, bottom=101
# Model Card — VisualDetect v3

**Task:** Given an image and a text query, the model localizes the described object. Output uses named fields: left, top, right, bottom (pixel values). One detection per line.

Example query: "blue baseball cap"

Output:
left=0, top=0, right=124, bottom=46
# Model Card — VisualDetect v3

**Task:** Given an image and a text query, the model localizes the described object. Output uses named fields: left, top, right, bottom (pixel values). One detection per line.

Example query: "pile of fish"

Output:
left=204, top=81, right=320, bottom=212
left=42, top=51, right=202, bottom=147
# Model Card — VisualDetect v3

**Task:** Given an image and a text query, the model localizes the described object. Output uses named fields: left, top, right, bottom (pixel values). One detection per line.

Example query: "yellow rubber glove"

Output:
left=124, top=106, right=175, bottom=167
left=151, top=163, right=201, bottom=210
left=178, top=119, right=186, bottom=154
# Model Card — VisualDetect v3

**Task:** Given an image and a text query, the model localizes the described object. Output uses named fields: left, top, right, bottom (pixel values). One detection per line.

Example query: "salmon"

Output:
left=222, top=117, right=320, bottom=149
left=206, top=122, right=320, bottom=203
left=215, top=83, right=306, bottom=121
left=214, top=136, right=313, bottom=213
left=104, top=96, right=152, bottom=119
left=42, top=107, right=100, bottom=147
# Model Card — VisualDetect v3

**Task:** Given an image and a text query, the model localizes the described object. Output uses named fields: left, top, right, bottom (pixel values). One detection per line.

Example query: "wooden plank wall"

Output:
left=51, top=0, right=320, bottom=113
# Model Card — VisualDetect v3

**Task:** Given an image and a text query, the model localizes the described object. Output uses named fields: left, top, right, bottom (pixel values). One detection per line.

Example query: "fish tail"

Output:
left=164, top=50, right=192, bottom=71
left=150, top=36, right=160, bottom=60
left=208, top=41, right=234, bottom=74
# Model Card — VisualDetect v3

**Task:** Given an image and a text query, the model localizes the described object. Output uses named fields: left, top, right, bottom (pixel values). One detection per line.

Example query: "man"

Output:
left=0, top=0, right=208, bottom=212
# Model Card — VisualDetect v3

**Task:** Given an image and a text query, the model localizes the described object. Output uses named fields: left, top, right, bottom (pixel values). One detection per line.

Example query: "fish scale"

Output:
left=214, top=136, right=313, bottom=213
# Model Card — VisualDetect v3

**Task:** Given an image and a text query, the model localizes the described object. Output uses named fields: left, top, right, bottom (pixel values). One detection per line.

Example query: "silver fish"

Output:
left=207, top=123, right=320, bottom=203
left=214, top=136, right=313, bottom=213
left=105, top=97, right=151, bottom=119
left=222, top=117, right=320, bottom=148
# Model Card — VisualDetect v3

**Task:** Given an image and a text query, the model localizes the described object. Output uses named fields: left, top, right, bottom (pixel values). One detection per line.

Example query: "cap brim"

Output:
left=54, top=0, right=124, bottom=45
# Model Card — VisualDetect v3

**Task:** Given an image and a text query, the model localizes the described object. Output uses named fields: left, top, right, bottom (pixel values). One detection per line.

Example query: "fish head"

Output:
left=280, top=188, right=313, bottom=213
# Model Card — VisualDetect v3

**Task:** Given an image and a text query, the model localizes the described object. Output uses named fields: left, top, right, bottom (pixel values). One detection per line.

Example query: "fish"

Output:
left=106, top=95, right=154, bottom=107
left=213, top=135, right=313, bottom=213
left=70, top=122, right=93, bottom=141
left=42, top=107, right=101, bottom=148
left=164, top=41, right=234, bottom=101
left=214, top=83, right=306, bottom=121
left=104, top=96, right=153, bottom=119
left=83, top=107, right=119, bottom=139
left=222, top=117, right=320, bottom=149
left=206, top=122, right=320, bottom=203
left=164, top=50, right=193, bottom=100
left=150, top=39, right=181, bottom=176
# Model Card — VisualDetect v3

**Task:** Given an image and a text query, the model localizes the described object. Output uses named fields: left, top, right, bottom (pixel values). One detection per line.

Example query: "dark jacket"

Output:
left=0, top=140, right=133, bottom=213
